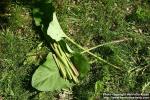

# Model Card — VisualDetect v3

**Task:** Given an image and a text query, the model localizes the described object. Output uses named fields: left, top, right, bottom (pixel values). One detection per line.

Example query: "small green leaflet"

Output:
left=32, top=8, right=42, bottom=26
left=24, top=43, right=43, bottom=65
left=47, top=12, right=67, bottom=41
left=32, top=53, right=72, bottom=91
left=59, top=40, right=74, bottom=53
left=95, top=81, right=104, bottom=93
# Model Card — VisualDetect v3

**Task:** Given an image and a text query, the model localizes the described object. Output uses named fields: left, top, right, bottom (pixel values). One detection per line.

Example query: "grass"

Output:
left=55, top=0, right=150, bottom=99
left=0, top=0, right=150, bottom=99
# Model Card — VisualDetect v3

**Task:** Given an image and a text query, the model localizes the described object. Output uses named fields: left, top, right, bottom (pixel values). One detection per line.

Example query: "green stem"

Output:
left=81, top=38, right=130, bottom=54
left=64, top=54, right=79, bottom=76
left=57, top=43, right=79, bottom=82
left=52, top=54, right=67, bottom=78
left=51, top=43, right=79, bottom=82
left=57, top=44, right=79, bottom=76
left=65, top=36, right=122, bottom=71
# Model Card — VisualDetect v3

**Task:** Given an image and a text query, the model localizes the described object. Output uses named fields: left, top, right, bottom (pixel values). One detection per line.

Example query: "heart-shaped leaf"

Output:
left=47, top=12, right=67, bottom=41
left=71, top=53, right=90, bottom=78
left=32, top=53, right=72, bottom=91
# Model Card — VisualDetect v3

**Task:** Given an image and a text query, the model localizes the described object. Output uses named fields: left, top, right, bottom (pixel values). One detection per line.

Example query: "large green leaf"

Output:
left=71, top=53, right=90, bottom=78
left=47, top=12, right=67, bottom=41
left=32, top=53, right=72, bottom=91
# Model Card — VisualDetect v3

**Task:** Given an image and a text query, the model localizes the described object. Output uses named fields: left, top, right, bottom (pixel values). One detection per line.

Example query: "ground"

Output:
left=0, top=0, right=150, bottom=100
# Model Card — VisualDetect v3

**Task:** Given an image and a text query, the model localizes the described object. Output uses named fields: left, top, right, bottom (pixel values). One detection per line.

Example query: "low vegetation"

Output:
left=0, top=0, right=149, bottom=99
